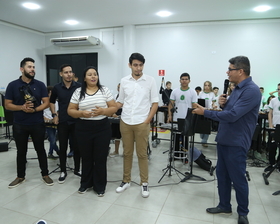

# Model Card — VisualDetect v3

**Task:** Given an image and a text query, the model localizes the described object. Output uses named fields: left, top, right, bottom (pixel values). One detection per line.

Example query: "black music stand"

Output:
left=262, top=125, right=280, bottom=193
left=158, top=100, right=186, bottom=183
left=181, top=108, right=206, bottom=182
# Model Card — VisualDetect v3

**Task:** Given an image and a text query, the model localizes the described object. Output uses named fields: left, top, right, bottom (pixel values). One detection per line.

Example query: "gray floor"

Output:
left=0, top=129, right=279, bottom=224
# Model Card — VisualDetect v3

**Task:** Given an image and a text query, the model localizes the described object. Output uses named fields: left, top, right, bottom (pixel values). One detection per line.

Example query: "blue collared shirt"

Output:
left=5, top=77, right=48, bottom=125
left=204, top=76, right=261, bottom=150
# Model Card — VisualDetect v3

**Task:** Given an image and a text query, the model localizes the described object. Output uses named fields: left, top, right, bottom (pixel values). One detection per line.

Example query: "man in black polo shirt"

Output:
left=5, top=57, right=53, bottom=188
left=50, top=64, right=81, bottom=183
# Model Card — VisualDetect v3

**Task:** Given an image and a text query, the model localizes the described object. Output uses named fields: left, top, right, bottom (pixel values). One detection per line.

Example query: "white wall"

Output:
left=136, top=20, right=280, bottom=96
left=0, top=22, right=45, bottom=91
left=1, top=19, right=280, bottom=100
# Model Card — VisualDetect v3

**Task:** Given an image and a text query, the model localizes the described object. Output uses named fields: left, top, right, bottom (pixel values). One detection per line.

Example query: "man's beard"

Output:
left=24, top=71, right=35, bottom=80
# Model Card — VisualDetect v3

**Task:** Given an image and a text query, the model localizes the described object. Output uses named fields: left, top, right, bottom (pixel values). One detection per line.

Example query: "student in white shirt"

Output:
left=115, top=53, right=159, bottom=198
left=198, top=81, right=215, bottom=147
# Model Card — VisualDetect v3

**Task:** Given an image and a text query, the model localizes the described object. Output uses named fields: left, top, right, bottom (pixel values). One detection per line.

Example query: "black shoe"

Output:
left=238, top=215, right=249, bottom=224
left=97, top=191, right=105, bottom=197
left=264, top=165, right=273, bottom=172
left=78, top=186, right=88, bottom=194
left=206, top=206, right=232, bottom=214
left=58, top=172, right=67, bottom=184
left=74, top=170, right=82, bottom=177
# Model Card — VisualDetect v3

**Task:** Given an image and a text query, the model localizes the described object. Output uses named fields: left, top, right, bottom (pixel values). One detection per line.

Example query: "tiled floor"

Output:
left=0, top=129, right=279, bottom=224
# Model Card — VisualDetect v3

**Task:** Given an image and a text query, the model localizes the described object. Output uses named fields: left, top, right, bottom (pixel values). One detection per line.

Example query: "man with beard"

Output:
left=50, top=64, right=81, bottom=183
left=5, top=57, right=54, bottom=188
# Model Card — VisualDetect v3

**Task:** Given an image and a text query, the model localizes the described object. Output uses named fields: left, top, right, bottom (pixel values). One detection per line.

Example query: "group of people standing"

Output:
left=5, top=53, right=158, bottom=199
left=5, top=54, right=263, bottom=224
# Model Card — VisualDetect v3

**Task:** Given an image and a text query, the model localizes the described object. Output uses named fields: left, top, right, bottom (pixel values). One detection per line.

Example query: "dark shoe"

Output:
left=67, top=151, right=74, bottom=158
left=42, top=176, right=54, bottom=186
left=206, top=206, right=232, bottom=214
left=74, top=170, right=82, bottom=177
left=238, top=215, right=249, bottom=224
left=58, top=172, right=67, bottom=184
left=8, top=177, right=25, bottom=189
left=97, top=191, right=105, bottom=197
left=264, top=165, right=273, bottom=172
left=48, top=154, right=57, bottom=160
left=78, top=186, right=88, bottom=194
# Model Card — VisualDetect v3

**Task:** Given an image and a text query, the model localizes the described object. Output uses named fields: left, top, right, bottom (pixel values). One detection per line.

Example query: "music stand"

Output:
left=262, top=125, right=280, bottom=193
left=181, top=108, right=206, bottom=182
left=158, top=100, right=186, bottom=183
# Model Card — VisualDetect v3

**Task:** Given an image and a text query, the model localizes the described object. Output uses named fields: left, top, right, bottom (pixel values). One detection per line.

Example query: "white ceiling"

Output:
left=1, top=0, right=280, bottom=33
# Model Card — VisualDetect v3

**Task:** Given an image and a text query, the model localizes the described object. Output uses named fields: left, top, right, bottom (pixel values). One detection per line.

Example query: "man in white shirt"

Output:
left=116, top=53, right=159, bottom=198
left=264, top=86, right=280, bottom=172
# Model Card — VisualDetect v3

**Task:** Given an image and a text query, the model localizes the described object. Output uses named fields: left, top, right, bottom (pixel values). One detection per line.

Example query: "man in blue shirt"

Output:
left=193, top=56, right=261, bottom=224
left=5, top=57, right=53, bottom=188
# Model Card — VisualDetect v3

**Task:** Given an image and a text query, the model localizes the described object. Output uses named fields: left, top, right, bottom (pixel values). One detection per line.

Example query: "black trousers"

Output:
left=75, top=118, right=111, bottom=192
left=268, top=133, right=280, bottom=165
left=57, top=122, right=80, bottom=172
left=13, top=122, right=48, bottom=178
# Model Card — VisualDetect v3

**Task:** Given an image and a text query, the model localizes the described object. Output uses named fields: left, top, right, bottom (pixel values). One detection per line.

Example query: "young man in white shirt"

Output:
left=264, top=86, right=280, bottom=172
left=116, top=53, right=159, bottom=198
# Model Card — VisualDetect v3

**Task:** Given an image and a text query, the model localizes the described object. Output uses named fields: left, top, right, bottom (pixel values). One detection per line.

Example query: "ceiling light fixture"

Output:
left=253, top=5, right=272, bottom=12
left=65, top=20, right=79, bottom=25
left=156, top=11, right=172, bottom=17
left=22, top=2, right=40, bottom=10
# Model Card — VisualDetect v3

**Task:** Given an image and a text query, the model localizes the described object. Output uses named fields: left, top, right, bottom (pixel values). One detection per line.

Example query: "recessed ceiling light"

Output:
left=156, top=11, right=172, bottom=17
left=253, top=5, right=272, bottom=12
left=22, top=2, right=40, bottom=10
left=65, top=20, right=79, bottom=25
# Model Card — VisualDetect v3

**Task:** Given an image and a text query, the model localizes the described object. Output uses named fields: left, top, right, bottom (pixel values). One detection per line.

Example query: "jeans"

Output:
left=46, top=126, right=59, bottom=155
left=200, top=133, right=209, bottom=144
left=13, top=122, right=49, bottom=178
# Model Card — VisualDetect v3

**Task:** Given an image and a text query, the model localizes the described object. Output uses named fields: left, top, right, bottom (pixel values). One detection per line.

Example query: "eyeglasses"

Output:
left=228, top=68, right=240, bottom=72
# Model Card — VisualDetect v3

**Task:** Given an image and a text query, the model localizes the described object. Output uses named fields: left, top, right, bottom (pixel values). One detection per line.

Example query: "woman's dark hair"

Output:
left=79, top=66, right=103, bottom=101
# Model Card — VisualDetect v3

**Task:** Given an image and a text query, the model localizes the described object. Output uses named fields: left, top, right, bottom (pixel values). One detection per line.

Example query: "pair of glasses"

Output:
left=228, top=68, right=240, bottom=71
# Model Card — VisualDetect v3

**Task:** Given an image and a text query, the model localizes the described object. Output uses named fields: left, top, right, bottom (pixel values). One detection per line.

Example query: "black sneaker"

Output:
left=58, top=172, right=67, bottom=184
left=78, top=186, right=88, bottom=194
left=206, top=206, right=232, bottom=214
left=264, top=165, right=273, bottom=172
left=74, top=170, right=82, bottom=177
left=97, top=191, right=105, bottom=197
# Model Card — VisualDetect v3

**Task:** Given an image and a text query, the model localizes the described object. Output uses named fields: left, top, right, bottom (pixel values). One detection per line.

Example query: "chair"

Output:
left=0, top=106, right=11, bottom=138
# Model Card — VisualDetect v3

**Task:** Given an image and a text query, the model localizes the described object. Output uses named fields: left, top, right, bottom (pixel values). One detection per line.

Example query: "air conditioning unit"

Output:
left=50, top=36, right=100, bottom=46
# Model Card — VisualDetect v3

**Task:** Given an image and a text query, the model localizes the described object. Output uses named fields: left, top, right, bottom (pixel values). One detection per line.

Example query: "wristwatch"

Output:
left=52, top=113, right=57, bottom=118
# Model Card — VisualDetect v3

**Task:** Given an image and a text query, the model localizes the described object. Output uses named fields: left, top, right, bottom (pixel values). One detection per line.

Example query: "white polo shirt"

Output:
left=269, top=97, right=280, bottom=127
left=117, top=74, right=159, bottom=125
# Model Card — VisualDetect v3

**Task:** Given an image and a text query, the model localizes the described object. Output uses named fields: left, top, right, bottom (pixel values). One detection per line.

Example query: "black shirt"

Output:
left=50, top=81, right=81, bottom=124
left=161, top=88, right=172, bottom=105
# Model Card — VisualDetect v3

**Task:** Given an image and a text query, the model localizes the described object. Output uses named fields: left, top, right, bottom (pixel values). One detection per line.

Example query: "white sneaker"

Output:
left=141, top=183, right=149, bottom=198
left=116, top=182, right=130, bottom=193
left=109, top=152, right=119, bottom=158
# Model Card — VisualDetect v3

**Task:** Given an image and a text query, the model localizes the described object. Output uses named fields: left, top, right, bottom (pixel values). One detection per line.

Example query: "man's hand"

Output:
left=192, top=103, right=205, bottom=115
left=219, top=94, right=227, bottom=107
left=22, top=101, right=35, bottom=113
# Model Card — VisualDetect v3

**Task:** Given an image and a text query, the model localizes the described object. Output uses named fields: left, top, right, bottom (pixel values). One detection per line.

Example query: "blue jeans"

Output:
left=46, top=126, right=59, bottom=155
left=200, top=134, right=209, bottom=144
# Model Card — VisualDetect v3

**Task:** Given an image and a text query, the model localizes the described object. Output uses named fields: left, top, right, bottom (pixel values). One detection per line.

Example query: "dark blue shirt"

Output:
left=5, top=77, right=48, bottom=125
left=50, top=81, right=81, bottom=124
left=204, top=76, right=261, bottom=150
